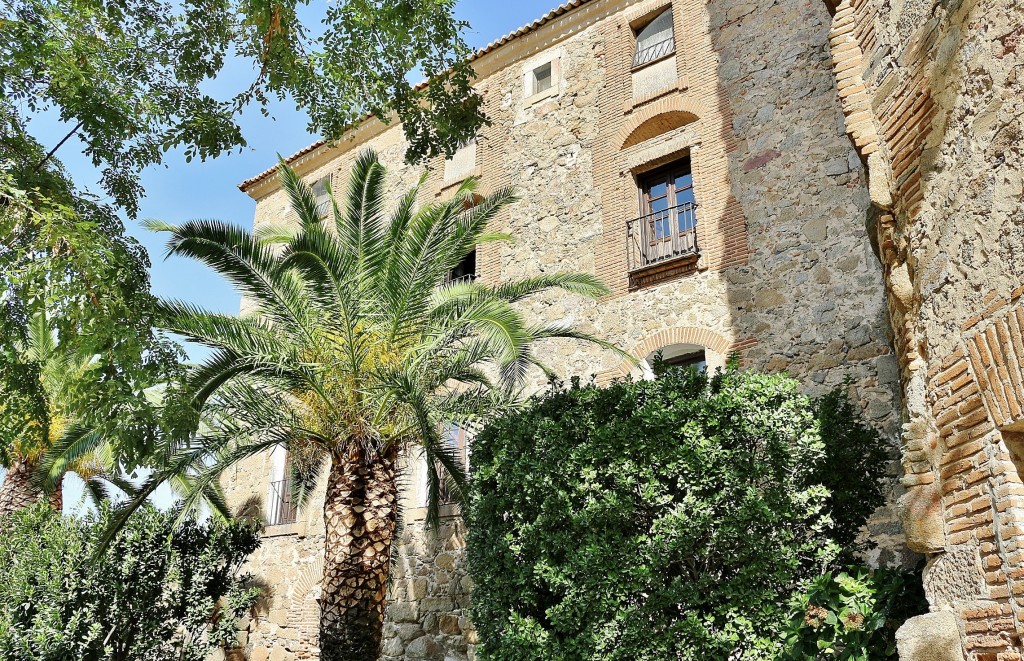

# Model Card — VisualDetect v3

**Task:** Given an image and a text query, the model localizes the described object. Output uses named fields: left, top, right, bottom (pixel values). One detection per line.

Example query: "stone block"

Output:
left=439, top=614, right=462, bottom=635
left=899, top=480, right=946, bottom=553
left=895, top=612, right=965, bottom=661
left=388, top=601, right=419, bottom=623
left=406, top=635, right=444, bottom=659
left=922, top=547, right=984, bottom=610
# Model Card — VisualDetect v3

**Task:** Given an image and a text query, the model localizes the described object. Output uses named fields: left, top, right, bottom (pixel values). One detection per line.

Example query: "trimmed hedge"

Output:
left=467, top=366, right=844, bottom=660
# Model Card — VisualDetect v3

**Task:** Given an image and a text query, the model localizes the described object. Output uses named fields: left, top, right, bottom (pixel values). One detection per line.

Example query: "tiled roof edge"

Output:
left=237, top=0, right=594, bottom=193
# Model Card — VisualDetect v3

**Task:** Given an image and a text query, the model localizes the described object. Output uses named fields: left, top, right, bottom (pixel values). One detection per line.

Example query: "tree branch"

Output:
left=34, top=120, right=84, bottom=173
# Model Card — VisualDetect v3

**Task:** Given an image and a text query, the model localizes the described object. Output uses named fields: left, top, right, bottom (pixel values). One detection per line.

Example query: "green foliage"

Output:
left=0, top=161, right=184, bottom=475
left=466, top=366, right=838, bottom=661
left=782, top=566, right=927, bottom=660
left=809, top=386, right=892, bottom=558
left=1, top=0, right=482, bottom=213
left=0, top=504, right=261, bottom=660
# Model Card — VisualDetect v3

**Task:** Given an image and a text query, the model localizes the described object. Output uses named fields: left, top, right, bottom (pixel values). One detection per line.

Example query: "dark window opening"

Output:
left=663, top=350, right=706, bottom=372
left=633, top=8, right=675, bottom=68
left=447, top=248, right=477, bottom=285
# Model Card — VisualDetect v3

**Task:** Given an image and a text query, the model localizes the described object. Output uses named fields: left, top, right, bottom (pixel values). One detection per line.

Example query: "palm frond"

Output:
left=33, top=423, right=106, bottom=493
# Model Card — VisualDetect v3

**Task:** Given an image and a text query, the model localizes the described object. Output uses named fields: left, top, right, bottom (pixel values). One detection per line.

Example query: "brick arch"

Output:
left=609, top=326, right=734, bottom=378
left=617, top=97, right=704, bottom=150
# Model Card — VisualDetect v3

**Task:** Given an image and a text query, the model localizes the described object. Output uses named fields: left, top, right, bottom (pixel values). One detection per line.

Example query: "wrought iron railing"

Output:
left=633, top=36, right=675, bottom=68
left=626, top=202, right=699, bottom=272
left=267, top=478, right=297, bottom=526
left=443, top=273, right=477, bottom=286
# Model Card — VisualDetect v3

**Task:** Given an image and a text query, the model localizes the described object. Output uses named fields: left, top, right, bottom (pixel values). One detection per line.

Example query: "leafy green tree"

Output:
left=117, top=150, right=619, bottom=659
left=466, top=366, right=839, bottom=661
left=809, top=386, right=892, bottom=559
left=1, top=0, right=482, bottom=213
left=0, top=503, right=261, bottom=660
left=1, top=158, right=184, bottom=513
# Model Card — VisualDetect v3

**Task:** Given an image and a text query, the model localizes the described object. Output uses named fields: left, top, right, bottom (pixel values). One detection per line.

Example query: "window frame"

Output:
left=632, top=7, right=676, bottom=70
left=637, top=157, right=696, bottom=243
left=311, top=175, right=332, bottom=218
left=523, top=57, right=560, bottom=104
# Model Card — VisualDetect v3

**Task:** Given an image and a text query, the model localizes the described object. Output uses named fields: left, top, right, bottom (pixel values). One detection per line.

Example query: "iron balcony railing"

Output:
left=443, top=273, right=477, bottom=286
left=268, top=478, right=297, bottom=526
left=626, top=201, right=699, bottom=272
left=633, top=36, right=675, bottom=68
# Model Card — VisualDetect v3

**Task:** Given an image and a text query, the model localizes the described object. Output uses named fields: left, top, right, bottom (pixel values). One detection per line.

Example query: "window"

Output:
left=633, top=8, right=675, bottom=68
left=638, top=344, right=707, bottom=380
left=443, top=138, right=477, bottom=184
left=446, top=248, right=477, bottom=285
left=525, top=59, right=559, bottom=101
left=532, top=62, right=553, bottom=95
left=438, top=424, right=469, bottom=505
left=662, top=350, right=706, bottom=372
left=267, top=446, right=297, bottom=526
left=626, top=157, right=699, bottom=271
left=312, top=176, right=331, bottom=218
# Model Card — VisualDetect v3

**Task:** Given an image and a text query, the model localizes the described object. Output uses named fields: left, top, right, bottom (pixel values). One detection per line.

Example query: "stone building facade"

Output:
left=224, top=0, right=1023, bottom=658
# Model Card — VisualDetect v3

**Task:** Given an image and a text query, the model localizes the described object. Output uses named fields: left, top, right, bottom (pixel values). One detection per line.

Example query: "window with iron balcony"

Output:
left=627, top=156, right=699, bottom=284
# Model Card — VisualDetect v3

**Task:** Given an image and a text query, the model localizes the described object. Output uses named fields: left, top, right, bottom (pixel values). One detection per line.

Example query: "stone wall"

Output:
left=823, top=0, right=1024, bottom=656
left=225, top=0, right=917, bottom=658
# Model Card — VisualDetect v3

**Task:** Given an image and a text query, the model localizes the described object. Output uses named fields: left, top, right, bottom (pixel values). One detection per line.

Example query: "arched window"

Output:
left=633, top=8, right=675, bottom=68
left=637, top=342, right=707, bottom=380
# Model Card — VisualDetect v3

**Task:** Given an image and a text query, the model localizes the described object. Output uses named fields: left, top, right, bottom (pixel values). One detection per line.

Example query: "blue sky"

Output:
left=19, top=1, right=563, bottom=513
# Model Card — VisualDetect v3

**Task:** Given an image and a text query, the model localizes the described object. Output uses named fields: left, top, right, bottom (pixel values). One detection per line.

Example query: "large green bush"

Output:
left=0, top=504, right=260, bottom=660
left=467, top=367, right=842, bottom=660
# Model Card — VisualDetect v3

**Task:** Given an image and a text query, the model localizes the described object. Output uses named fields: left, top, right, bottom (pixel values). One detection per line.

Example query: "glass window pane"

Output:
left=647, top=179, right=667, bottom=199
left=649, top=196, right=668, bottom=213
left=636, top=9, right=674, bottom=52
left=533, top=62, right=552, bottom=94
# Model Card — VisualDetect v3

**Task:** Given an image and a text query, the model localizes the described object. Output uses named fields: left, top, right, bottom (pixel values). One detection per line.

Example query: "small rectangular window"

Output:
left=312, top=176, right=331, bottom=218
left=446, top=248, right=477, bottom=285
left=532, top=62, right=553, bottom=95
left=633, top=8, right=676, bottom=68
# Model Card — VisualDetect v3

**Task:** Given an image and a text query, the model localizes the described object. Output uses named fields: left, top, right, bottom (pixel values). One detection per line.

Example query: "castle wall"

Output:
left=225, top=0, right=914, bottom=658
left=824, top=0, right=1024, bottom=656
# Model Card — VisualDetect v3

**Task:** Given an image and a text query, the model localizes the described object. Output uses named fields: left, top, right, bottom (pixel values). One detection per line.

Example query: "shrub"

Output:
left=0, top=504, right=261, bottom=660
left=782, top=565, right=927, bottom=660
left=810, top=386, right=892, bottom=558
left=466, top=366, right=838, bottom=661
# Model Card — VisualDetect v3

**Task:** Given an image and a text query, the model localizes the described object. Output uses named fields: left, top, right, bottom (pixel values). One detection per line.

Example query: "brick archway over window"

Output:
left=618, top=96, right=705, bottom=149
left=596, top=326, right=750, bottom=384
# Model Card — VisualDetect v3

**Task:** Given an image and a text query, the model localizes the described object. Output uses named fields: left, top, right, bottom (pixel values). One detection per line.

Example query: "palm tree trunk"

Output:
left=319, top=443, right=399, bottom=661
left=0, top=457, right=45, bottom=517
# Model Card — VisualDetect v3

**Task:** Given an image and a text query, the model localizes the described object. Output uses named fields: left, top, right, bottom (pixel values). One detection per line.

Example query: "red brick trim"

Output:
left=617, top=95, right=705, bottom=149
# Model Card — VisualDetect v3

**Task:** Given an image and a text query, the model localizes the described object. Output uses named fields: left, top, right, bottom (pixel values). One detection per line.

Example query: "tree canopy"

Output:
left=1, top=0, right=484, bottom=214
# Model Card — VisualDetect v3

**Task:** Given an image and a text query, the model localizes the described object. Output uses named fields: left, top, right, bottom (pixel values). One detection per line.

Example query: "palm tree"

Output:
left=0, top=312, right=221, bottom=520
left=131, top=150, right=620, bottom=659
left=0, top=312, right=126, bottom=516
